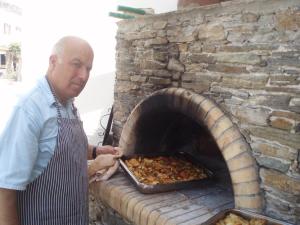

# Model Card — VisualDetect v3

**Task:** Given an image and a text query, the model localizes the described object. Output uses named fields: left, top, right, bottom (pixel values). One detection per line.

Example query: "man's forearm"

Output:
left=87, top=145, right=117, bottom=160
left=87, top=144, right=94, bottom=160
left=0, top=188, right=20, bottom=225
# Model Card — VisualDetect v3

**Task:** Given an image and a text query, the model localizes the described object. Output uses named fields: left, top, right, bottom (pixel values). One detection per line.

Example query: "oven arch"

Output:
left=119, top=87, right=263, bottom=212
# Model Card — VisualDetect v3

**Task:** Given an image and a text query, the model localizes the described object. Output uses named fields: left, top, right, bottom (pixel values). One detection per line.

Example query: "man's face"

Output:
left=51, top=41, right=94, bottom=103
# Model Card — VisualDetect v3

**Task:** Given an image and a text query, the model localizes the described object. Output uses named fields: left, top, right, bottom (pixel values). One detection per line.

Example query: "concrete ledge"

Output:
left=90, top=171, right=234, bottom=225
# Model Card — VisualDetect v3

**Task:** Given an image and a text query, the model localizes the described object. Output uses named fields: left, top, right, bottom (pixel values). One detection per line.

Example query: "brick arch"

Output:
left=119, top=87, right=263, bottom=212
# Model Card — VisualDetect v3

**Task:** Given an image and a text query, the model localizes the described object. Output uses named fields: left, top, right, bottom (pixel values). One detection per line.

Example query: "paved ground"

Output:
left=0, top=73, right=115, bottom=145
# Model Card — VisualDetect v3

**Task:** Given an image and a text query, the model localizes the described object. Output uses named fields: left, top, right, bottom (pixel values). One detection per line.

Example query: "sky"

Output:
left=18, top=0, right=177, bottom=82
left=1, top=0, right=177, bottom=138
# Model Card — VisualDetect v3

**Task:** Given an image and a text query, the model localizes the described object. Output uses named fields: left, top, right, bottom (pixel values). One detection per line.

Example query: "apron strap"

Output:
left=71, top=103, right=79, bottom=119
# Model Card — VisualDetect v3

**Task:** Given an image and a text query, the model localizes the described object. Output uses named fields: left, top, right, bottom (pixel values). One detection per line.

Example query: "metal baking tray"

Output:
left=119, top=152, right=214, bottom=194
left=202, top=209, right=293, bottom=225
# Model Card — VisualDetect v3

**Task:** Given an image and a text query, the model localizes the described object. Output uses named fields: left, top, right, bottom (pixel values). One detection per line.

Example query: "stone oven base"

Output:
left=90, top=169, right=234, bottom=225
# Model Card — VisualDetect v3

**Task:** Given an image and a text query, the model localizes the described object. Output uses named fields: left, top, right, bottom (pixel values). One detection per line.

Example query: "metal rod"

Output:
left=117, top=5, right=146, bottom=15
left=109, top=12, right=135, bottom=19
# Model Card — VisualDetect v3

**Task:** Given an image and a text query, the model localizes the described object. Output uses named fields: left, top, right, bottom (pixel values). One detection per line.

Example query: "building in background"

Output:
left=0, top=1, right=22, bottom=80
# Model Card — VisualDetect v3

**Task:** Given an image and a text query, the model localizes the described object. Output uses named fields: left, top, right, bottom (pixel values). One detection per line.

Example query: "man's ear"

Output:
left=49, top=55, right=57, bottom=71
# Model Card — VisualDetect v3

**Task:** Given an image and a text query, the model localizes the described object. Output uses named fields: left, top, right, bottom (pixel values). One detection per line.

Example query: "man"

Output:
left=0, top=36, right=120, bottom=225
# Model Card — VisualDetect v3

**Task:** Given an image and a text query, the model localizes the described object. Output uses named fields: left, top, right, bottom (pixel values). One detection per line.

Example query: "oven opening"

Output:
left=134, top=108, right=232, bottom=188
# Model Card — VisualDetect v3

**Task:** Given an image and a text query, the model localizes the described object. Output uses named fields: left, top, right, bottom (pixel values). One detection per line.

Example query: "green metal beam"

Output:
left=117, top=5, right=146, bottom=15
left=109, top=12, right=135, bottom=19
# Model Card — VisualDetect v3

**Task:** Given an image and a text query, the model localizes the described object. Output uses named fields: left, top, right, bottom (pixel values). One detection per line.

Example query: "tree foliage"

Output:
left=8, top=43, right=21, bottom=56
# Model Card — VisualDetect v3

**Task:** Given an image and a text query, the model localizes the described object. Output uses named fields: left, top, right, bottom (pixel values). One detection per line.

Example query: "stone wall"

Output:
left=112, top=0, right=300, bottom=223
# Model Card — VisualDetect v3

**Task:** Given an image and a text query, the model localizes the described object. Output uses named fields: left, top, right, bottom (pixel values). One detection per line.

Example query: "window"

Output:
left=15, top=26, right=21, bottom=32
left=0, top=54, right=6, bottom=66
left=4, top=23, right=11, bottom=34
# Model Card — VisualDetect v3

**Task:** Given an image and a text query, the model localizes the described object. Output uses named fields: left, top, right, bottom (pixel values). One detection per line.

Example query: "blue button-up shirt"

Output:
left=0, top=77, right=76, bottom=190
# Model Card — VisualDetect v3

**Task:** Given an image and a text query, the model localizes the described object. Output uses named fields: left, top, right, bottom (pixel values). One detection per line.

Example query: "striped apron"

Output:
left=17, top=91, right=89, bottom=225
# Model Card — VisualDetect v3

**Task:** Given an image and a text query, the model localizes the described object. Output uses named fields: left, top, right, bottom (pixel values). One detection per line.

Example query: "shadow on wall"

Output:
left=76, top=72, right=115, bottom=114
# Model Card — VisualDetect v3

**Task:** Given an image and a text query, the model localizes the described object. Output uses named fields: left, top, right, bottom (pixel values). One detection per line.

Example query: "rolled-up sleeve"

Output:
left=0, top=106, right=40, bottom=190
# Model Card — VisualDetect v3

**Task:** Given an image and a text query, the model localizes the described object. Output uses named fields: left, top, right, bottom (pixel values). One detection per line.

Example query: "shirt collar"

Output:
left=39, top=76, right=74, bottom=108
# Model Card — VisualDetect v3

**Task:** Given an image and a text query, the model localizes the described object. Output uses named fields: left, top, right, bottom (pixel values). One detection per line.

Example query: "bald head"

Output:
left=47, top=36, right=94, bottom=105
left=51, top=36, right=94, bottom=59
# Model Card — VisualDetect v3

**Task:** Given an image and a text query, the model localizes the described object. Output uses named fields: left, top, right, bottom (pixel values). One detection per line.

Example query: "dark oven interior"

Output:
left=133, top=108, right=232, bottom=188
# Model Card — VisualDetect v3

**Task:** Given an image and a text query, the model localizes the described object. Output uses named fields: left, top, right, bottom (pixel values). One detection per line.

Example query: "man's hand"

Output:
left=94, top=154, right=118, bottom=169
left=96, top=146, right=123, bottom=157
left=88, top=154, right=118, bottom=177
left=96, top=145, right=117, bottom=155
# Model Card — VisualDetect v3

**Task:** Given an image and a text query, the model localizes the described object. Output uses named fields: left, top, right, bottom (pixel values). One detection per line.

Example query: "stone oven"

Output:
left=90, top=0, right=300, bottom=224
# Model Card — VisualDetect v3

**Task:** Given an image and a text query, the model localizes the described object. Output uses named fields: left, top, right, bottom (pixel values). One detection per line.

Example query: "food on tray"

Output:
left=124, top=155, right=208, bottom=185
left=215, top=213, right=267, bottom=225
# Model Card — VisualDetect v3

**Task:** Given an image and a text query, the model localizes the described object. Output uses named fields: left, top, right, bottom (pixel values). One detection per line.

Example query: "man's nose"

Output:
left=78, top=67, right=89, bottom=81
